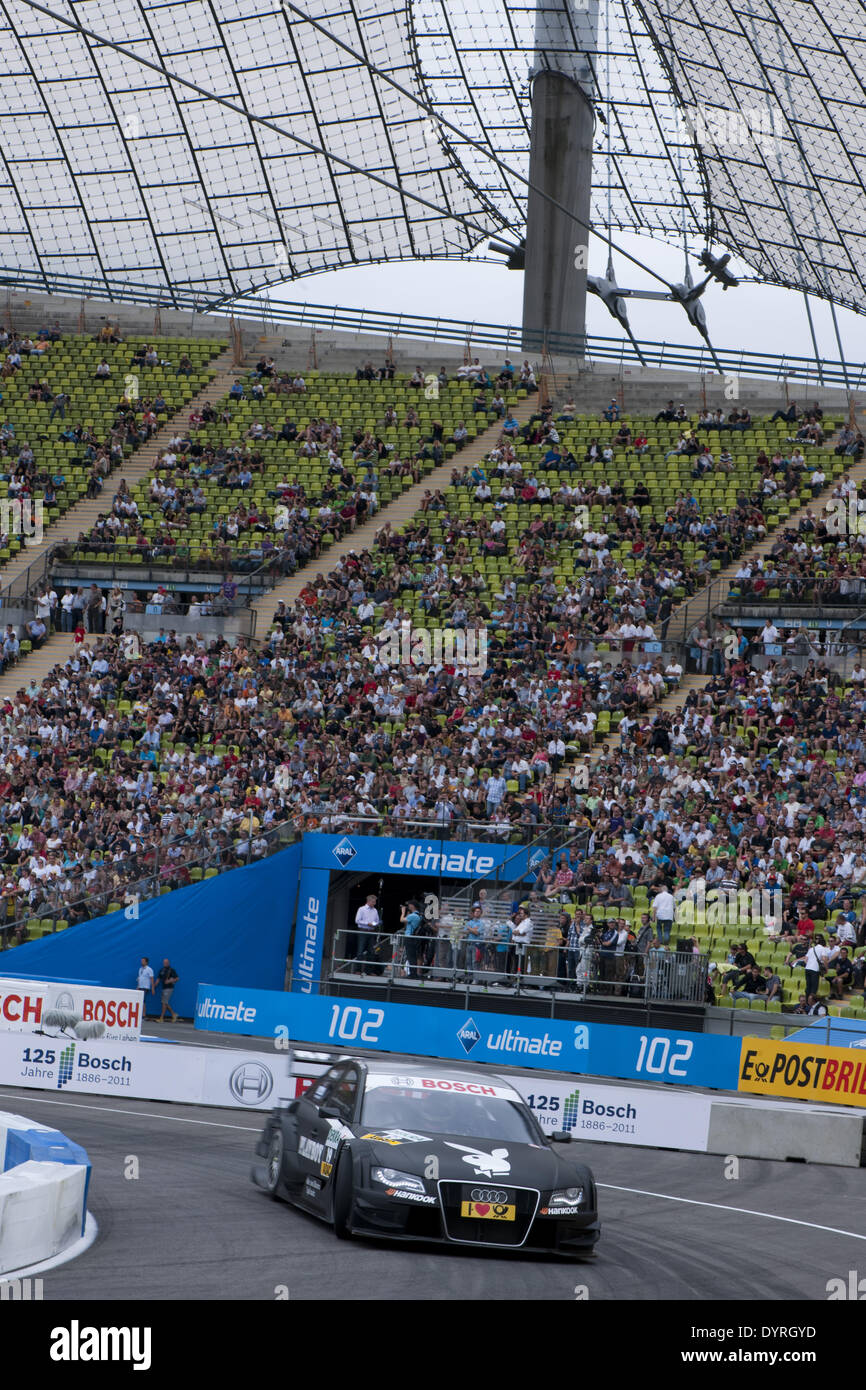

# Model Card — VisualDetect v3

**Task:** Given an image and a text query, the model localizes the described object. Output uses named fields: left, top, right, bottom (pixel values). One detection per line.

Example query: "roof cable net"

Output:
left=0, top=0, right=863, bottom=312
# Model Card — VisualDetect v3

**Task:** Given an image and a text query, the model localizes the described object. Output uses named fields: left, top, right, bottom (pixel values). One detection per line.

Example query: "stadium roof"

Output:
left=0, top=0, right=864, bottom=314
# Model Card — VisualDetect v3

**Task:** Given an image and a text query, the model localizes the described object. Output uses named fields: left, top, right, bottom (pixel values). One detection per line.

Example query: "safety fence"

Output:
left=1, top=270, right=861, bottom=385
left=330, top=929, right=708, bottom=1005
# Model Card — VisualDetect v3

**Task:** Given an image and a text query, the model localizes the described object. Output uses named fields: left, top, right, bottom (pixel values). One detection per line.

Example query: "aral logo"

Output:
left=456, top=1017, right=481, bottom=1054
left=332, top=837, right=357, bottom=867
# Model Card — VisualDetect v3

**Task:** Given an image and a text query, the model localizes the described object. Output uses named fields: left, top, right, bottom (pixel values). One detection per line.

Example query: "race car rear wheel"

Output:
left=332, top=1151, right=356, bottom=1240
left=264, top=1128, right=284, bottom=1199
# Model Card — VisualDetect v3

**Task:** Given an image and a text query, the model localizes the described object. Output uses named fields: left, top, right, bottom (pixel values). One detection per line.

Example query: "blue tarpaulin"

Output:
left=0, top=844, right=301, bottom=1020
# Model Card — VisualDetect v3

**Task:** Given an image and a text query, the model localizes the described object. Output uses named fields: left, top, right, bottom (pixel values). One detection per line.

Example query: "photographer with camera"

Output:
left=400, top=899, right=423, bottom=979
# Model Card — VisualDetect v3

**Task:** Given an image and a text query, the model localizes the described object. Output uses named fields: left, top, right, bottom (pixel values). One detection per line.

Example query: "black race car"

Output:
left=251, top=1059, right=600, bottom=1256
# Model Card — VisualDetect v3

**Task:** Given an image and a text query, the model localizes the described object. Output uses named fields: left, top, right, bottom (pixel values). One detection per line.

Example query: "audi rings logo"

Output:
left=470, top=1187, right=508, bottom=1204
left=229, top=1061, right=274, bottom=1106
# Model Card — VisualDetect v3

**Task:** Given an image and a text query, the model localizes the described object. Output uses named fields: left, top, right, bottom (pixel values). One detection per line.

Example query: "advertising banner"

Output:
left=281, top=1060, right=713, bottom=1151
left=290, top=866, right=330, bottom=997
left=512, top=1077, right=712, bottom=1151
left=738, top=1036, right=866, bottom=1108
left=0, top=1032, right=295, bottom=1110
left=300, top=832, right=547, bottom=882
left=0, top=976, right=143, bottom=1041
left=195, top=983, right=742, bottom=1090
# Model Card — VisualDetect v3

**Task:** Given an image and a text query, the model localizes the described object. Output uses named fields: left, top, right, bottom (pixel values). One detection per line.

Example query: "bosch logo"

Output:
left=229, top=1061, right=274, bottom=1105
left=470, top=1188, right=508, bottom=1204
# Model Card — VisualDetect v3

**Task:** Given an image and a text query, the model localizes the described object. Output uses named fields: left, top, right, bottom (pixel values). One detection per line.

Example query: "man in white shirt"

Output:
left=485, top=773, right=507, bottom=818
left=137, top=956, right=155, bottom=1020
left=651, top=885, right=676, bottom=945
left=508, top=907, right=534, bottom=978
left=351, top=893, right=381, bottom=973
left=832, top=915, right=857, bottom=947
left=804, top=936, right=839, bottom=998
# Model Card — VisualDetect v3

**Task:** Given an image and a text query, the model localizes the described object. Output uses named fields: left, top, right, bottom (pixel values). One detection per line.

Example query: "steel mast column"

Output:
left=521, top=12, right=596, bottom=360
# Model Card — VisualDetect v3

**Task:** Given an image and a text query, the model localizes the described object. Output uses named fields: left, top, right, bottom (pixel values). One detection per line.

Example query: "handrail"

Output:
left=0, top=269, right=860, bottom=386
left=446, top=823, right=592, bottom=911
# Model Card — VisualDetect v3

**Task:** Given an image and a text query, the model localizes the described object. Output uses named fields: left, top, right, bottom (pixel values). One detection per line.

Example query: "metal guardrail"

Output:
left=245, top=303, right=864, bottom=390
left=0, top=268, right=861, bottom=387
left=331, top=929, right=709, bottom=1005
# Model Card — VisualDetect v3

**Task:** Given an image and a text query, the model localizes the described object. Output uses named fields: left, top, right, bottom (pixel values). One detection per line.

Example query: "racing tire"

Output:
left=264, top=1127, right=285, bottom=1199
left=332, top=1151, right=356, bottom=1241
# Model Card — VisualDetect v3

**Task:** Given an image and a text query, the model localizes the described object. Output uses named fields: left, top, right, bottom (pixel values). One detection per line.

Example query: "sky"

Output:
left=270, top=230, right=864, bottom=376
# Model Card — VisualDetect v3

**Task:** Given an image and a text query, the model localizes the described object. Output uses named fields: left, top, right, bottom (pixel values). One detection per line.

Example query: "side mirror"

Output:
left=319, top=1102, right=344, bottom=1121
left=549, top=1130, right=573, bottom=1144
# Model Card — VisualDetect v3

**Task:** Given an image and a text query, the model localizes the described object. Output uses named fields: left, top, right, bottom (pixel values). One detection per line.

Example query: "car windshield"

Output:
left=361, top=1085, right=540, bottom=1142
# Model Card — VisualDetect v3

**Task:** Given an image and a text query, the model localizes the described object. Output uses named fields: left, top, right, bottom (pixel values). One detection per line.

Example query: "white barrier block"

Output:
left=45, top=1164, right=88, bottom=1254
left=0, top=1161, right=87, bottom=1274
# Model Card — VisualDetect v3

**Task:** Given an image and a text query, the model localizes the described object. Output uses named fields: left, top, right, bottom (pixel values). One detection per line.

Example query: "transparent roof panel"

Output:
left=0, top=0, right=862, bottom=311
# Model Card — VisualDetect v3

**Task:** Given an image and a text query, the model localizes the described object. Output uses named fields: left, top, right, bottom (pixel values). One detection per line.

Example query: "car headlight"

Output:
left=371, top=1167, right=426, bottom=1194
left=549, top=1186, right=584, bottom=1206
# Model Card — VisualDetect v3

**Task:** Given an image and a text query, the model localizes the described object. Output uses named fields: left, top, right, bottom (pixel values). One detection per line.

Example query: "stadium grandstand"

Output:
left=0, top=0, right=864, bottom=1047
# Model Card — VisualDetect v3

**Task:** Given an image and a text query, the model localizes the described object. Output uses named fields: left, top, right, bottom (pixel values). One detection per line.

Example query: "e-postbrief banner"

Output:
left=0, top=976, right=143, bottom=1041
left=738, top=1036, right=866, bottom=1108
left=195, top=983, right=741, bottom=1090
left=0, top=1032, right=296, bottom=1110
left=513, top=1077, right=712, bottom=1151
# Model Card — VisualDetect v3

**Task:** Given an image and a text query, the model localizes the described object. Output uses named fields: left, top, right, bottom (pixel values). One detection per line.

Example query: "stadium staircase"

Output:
left=0, top=630, right=79, bottom=696
left=665, top=422, right=866, bottom=643
left=248, top=392, right=540, bottom=633
left=0, top=345, right=236, bottom=593
left=575, top=415, right=866, bottom=764
left=0, top=347, right=236, bottom=692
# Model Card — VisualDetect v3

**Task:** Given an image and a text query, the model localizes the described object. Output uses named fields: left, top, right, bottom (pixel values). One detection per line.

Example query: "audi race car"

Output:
left=251, top=1059, right=600, bottom=1256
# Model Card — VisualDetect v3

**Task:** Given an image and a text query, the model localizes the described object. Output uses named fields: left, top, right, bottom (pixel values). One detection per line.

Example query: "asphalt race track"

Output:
left=4, top=1084, right=864, bottom=1301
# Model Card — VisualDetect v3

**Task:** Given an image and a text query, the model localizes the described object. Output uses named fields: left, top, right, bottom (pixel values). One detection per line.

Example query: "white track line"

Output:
left=600, top=1183, right=866, bottom=1242
left=0, top=1093, right=260, bottom=1131
left=11, top=1095, right=866, bottom=1244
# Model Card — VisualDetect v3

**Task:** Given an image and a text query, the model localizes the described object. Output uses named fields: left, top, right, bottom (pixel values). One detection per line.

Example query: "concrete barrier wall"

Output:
left=0, top=1111, right=91, bottom=1274
left=706, top=1099, right=864, bottom=1167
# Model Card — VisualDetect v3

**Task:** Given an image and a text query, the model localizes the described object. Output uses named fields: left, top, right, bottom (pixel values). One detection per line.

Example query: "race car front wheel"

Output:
left=332, top=1152, right=356, bottom=1240
left=264, top=1128, right=284, bottom=1198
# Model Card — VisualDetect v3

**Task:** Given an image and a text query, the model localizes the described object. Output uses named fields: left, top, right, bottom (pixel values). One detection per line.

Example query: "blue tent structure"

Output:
left=0, top=845, right=301, bottom=1021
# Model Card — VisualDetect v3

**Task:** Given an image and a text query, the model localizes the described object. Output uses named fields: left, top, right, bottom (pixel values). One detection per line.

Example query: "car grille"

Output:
left=438, top=1182, right=540, bottom=1247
